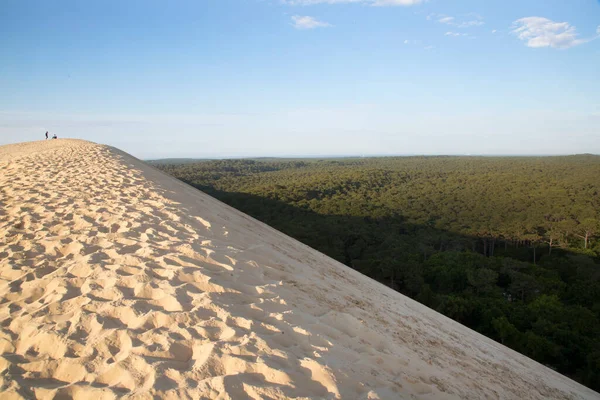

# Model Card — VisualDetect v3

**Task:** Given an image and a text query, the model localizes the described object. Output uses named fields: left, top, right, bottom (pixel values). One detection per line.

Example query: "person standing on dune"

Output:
left=45, top=131, right=48, bottom=140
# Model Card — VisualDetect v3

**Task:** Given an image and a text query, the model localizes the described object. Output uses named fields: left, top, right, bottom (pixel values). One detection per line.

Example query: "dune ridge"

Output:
left=0, top=139, right=597, bottom=399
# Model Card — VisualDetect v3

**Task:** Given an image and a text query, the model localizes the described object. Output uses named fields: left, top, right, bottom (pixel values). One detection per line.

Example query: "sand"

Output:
left=0, top=139, right=597, bottom=400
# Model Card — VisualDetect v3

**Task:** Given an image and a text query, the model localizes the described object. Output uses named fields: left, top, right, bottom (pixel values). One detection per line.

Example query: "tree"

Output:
left=492, top=316, right=519, bottom=345
left=437, top=295, right=474, bottom=324
left=542, top=217, right=562, bottom=255
left=508, top=271, right=539, bottom=302
left=521, top=331, right=560, bottom=365
left=575, top=218, right=598, bottom=250
left=528, top=295, right=564, bottom=321
left=467, top=268, right=499, bottom=295
left=557, top=219, right=577, bottom=248
left=523, top=232, right=542, bottom=265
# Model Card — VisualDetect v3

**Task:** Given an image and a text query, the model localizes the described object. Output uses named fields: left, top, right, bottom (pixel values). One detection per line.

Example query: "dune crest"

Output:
left=0, top=140, right=597, bottom=399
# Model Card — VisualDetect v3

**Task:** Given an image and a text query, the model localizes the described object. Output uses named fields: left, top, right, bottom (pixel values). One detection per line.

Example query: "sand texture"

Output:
left=0, top=139, right=598, bottom=400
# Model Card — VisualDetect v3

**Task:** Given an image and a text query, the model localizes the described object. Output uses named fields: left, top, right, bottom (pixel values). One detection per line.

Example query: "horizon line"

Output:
left=146, top=153, right=600, bottom=161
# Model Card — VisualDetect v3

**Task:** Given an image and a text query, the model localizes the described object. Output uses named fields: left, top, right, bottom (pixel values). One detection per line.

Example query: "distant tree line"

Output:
left=156, top=155, right=600, bottom=391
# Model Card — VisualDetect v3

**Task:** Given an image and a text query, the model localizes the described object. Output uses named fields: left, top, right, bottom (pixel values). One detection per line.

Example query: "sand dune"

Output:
left=0, top=139, right=597, bottom=400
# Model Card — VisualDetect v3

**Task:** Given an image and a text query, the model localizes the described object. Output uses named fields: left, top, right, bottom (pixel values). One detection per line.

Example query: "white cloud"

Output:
left=492, top=29, right=497, bottom=34
left=371, top=0, right=423, bottom=6
left=458, top=20, right=484, bottom=28
left=512, top=17, right=598, bottom=49
left=445, top=31, right=467, bottom=37
left=291, top=15, right=331, bottom=29
left=434, top=14, right=483, bottom=28
left=404, top=39, right=409, bottom=44
left=282, top=0, right=424, bottom=6
left=283, top=0, right=361, bottom=4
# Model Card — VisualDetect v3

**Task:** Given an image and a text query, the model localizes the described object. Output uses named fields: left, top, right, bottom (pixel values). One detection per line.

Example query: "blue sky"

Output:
left=1, top=0, right=599, bottom=158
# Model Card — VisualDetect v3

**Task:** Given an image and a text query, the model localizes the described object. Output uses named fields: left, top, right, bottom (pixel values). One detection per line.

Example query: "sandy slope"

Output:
left=0, top=140, right=597, bottom=400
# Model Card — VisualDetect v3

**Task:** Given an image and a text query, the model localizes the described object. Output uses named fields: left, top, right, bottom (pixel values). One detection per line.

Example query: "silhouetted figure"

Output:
left=52, top=134, right=57, bottom=139
left=45, top=131, right=48, bottom=140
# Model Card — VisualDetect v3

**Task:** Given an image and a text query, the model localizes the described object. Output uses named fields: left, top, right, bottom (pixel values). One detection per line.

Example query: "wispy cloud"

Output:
left=445, top=31, right=467, bottom=37
left=512, top=17, right=598, bottom=49
left=430, top=13, right=484, bottom=28
left=282, top=0, right=424, bottom=6
left=291, top=15, right=331, bottom=29
left=457, top=20, right=484, bottom=28
left=371, top=0, right=424, bottom=5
